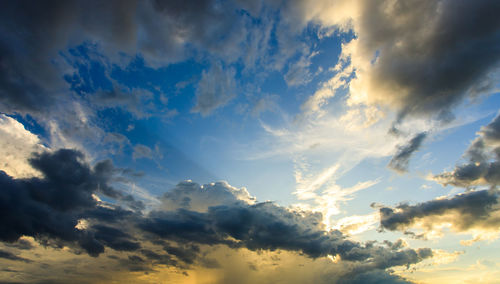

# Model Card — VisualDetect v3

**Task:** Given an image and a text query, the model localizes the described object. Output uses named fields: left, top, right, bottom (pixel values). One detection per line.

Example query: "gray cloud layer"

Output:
left=0, top=149, right=143, bottom=256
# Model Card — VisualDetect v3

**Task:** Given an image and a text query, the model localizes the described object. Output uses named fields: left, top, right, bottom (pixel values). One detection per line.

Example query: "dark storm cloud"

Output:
left=388, top=132, right=427, bottom=173
left=434, top=113, right=500, bottom=187
left=0, top=151, right=432, bottom=277
left=140, top=195, right=432, bottom=268
left=92, top=225, right=140, bottom=252
left=164, top=244, right=200, bottom=264
left=378, top=189, right=500, bottom=233
left=0, top=149, right=140, bottom=256
left=352, top=0, right=500, bottom=121
left=140, top=249, right=176, bottom=266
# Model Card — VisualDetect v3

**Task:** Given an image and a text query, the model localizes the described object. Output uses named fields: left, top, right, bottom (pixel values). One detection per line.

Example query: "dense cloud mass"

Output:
left=0, top=149, right=433, bottom=282
left=342, top=0, right=500, bottom=121
left=140, top=202, right=432, bottom=274
left=434, top=113, right=500, bottom=187
left=0, top=149, right=144, bottom=256
left=379, top=189, right=500, bottom=235
left=294, top=0, right=500, bottom=123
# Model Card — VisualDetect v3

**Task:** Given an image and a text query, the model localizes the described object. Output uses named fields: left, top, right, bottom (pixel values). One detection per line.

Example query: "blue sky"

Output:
left=1, top=1, right=500, bottom=283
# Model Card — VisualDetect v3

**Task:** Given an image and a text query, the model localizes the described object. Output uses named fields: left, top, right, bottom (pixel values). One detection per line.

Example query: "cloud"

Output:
left=434, top=113, right=500, bottom=187
left=0, top=114, right=47, bottom=178
left=102, top=132, right=131, bottom=155
left=0, top=151, right=432, bottom=280
left=327, top=0, right=500, bottom=122
left=385, top=114, right=500, bottom=241
left=378, top=188, right=500, bottom=241
left=284, top=54, right=314, bottom=86
left=0, top=0, right=255, bottom=115
left=192, top=62, right=237, bottom=116
left=139, top=180, right=432, bottom=272
left=295, top=0, right=500, bottom=178
left=388, top=132, right=427, bottom=173
left=160, top=180, right=256, bottom=212
left=338, top=269, right=413, bottom=284
left=0, top=250, right=32, bottom=263
left=132, top=144, right=154, bottom=160
left=0, top=149, right=141, bottom=256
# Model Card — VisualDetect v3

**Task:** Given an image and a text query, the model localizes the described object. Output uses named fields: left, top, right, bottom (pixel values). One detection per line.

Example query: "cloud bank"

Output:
left=0, top=149, right=433, bottom=282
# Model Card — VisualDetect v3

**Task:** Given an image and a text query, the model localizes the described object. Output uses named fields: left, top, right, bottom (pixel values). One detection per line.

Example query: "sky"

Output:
left=1, top=0, right=500, bottom=283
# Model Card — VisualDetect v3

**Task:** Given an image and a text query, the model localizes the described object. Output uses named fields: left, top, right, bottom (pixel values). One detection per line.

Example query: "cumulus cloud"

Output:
left=0, top=114, right=47, bottom=178
left=160, top=180, right=256, bottom=212
left=0, top=149, right=143, bottom=256
left=5, top=2, right=494, bottom=280
left=377, top=114, right=500, bottom=242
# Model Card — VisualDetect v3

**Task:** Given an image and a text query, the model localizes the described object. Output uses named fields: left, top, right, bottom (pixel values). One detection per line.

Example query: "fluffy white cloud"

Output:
left=0, top=115, right=47, bottom=178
